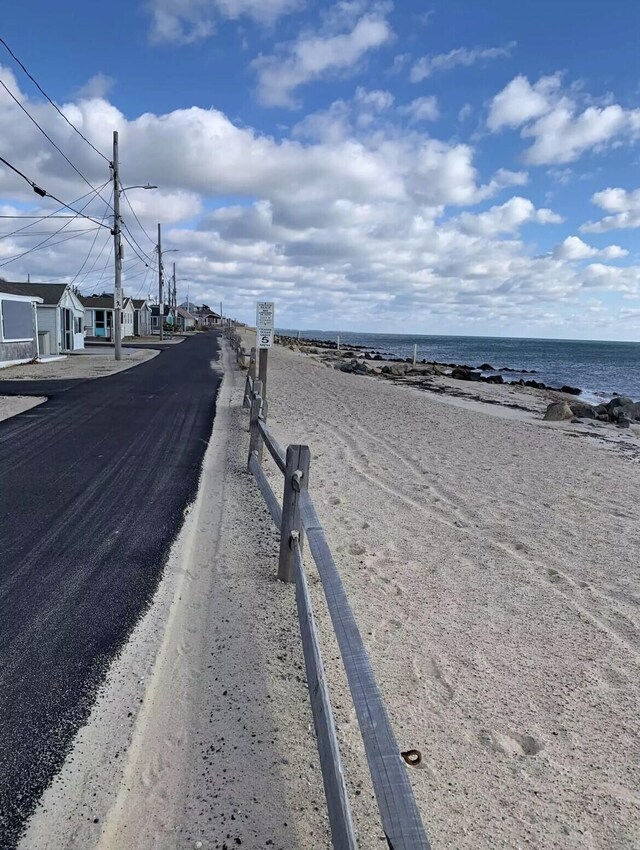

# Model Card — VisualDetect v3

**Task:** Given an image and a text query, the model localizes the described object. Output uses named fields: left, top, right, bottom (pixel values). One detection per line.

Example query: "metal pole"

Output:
left=112, top=131, right=123, bottom=361
left=413, top=343, right=417, bottom=367
left=173, top=262, right=177, bottom=332
left=157, top=223, right=163, bottom=342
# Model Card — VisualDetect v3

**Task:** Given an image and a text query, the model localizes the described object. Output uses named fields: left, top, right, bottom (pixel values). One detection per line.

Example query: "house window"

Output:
left=1, top=299, right=33, bottom=341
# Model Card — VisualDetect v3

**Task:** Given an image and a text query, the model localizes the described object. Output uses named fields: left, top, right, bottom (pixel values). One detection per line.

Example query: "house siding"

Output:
left=0, top=295, right=39, bottom=365
left=35, top=306, right=59, bottom=352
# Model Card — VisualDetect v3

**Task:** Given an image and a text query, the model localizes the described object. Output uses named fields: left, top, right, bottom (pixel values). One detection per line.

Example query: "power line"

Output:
left=0, top=36, right=110, bottom=164
left=0, top=155, right=113, bottom=230
left=120, top=185, right=156, bottom=246
left=0, top=226, right=100, bottom=268
left=70, top=187, right=114, bottom=283
left=120, top=229, right=157, bottom=270
left=0, top=78, right=113, bottom=209
left=0, top=186, right=106, bottom=268
left=74, top=229, right=112, bottom=285
left=121, top=218, right=157, bottom=264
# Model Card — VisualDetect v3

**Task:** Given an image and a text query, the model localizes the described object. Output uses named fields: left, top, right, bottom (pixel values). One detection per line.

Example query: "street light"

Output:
left=112, top=129, right=158, bottom=360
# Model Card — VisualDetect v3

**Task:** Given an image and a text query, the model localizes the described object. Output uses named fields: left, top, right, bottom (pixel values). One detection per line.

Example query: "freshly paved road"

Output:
left=0, top=334, right=222, bottom=847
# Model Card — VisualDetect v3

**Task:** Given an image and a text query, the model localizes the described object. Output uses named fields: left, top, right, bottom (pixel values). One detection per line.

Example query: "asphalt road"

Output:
left=0, top=333, right=222, bottom=847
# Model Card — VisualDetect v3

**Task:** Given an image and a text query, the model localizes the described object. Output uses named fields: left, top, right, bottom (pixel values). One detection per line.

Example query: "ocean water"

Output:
left=279, top=330, right=640, bottom=402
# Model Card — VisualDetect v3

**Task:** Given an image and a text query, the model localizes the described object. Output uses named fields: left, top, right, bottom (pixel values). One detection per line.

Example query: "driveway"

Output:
left=0, top=333, right=222, bottom=847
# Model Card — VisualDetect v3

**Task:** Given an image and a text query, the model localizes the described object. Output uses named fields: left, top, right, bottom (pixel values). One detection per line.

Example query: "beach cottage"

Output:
left=132, top=298, right=151, bottom=336
left=82, top=295, right=135, bottom=341
left=175, top=305, right=198, bottom=331
left=150, top=304, right=176, bottom=333
left=0, top=282, right=85, bottom=355
left=0, top=287, right=42, bottom=367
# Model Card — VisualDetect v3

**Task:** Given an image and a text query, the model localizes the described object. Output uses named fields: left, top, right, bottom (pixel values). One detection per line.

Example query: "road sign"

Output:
left=256, top=301, right=274, bottom=349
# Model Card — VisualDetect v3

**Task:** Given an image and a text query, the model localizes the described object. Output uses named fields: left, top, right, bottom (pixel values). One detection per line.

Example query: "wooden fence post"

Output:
left=248, top=380, right=263, bottom=469
left=258, top=348, right=268, bottom=405
left=278, top=444, right=311, bottom=583
left=244, top=347, right=257, bottom=409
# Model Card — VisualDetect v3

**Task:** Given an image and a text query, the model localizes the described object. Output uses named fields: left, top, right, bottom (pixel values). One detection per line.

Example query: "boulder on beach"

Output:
left=451, top=367, right=471, bottom=380
left=568, top=402, right=596, bottom=419
left=544, top=401, right=574, bottom=421
left=560, top=385, right=581, bottom=396
left=478, top=363, right=495, bottom=371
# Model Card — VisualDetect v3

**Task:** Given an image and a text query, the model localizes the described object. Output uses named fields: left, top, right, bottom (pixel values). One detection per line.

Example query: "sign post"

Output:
left=256, top=302, right=274, bottom=404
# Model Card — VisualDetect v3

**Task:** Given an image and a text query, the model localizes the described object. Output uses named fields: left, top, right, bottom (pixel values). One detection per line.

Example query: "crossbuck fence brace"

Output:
left=227, top=330, right=431, bottom=850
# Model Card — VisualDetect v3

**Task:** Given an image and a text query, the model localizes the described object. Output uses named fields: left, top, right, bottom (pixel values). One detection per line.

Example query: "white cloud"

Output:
left=552, top=235, right=628, bottom=261
left=487, top=74, right=561, bottom=131
left=73, top=73, right=115, bottom=100
left=487, top=74, right=640, bottom=165
left=581, top=187, right=640, bottom=232
left=148, top=0, right=300, bottom=43
left=456, top=196, right=563, bottom=237
left=410, top=41, right=515, bottom=83
left=398, top=96, right=439, bottom=123
left=1, top=66, right=639, bottom=332
left=252, top=4, right=393, bottom=107
left=458, top=103, right=472, bottom=122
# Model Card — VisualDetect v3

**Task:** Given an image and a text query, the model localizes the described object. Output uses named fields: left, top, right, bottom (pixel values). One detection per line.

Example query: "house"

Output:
left=0, top=287, right=42, bottom=367
left=196, top=310, right=222, bottom=328
left=81, top=294, right=135, bottom=341
left=175, top=305, right=198, bottom=332
left=0, top=281, right=85, bottom=355
left=122, top=298, right=135, bottom=339
left=150, top=304, right=176, bottom=333
left=132, top=299, right=151, bottom=336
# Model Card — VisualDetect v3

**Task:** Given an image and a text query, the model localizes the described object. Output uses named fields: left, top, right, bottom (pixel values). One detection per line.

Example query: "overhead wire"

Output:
left=70, top=187, right=114, bottom=283
left=0, top=186, right=107, bottom=268
left=0, top=226, right=101, bottom=268
left=0, top=181, right=109, bottom=241
left=0, top=78, right=113, bottom=210
left=0, top=36, right=110, bottom=164
left=0, top=155, right=112, bottom=229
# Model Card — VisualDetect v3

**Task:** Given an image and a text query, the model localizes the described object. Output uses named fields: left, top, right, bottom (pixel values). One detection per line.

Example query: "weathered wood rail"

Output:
left=225, top=329, right=431, bottom=850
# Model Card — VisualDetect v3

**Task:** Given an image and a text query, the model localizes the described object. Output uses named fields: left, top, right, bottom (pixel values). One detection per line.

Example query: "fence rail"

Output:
left=225, top=328, right=431, bottom=850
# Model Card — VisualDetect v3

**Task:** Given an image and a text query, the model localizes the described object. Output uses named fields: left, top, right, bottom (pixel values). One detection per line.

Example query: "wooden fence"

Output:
left=226, top=330, right=431, bottom=850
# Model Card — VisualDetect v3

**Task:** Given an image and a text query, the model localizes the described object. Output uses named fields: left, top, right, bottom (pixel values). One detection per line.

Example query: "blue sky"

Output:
left=0, top=0, right=639, bottom=338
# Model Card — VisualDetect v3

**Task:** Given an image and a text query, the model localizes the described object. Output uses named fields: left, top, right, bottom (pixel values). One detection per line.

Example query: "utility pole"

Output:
left=157, top=222, right=163, bottom=342
left=112, top=131, right=123, bottom=361
left=172, top=262, right=177, bottom=332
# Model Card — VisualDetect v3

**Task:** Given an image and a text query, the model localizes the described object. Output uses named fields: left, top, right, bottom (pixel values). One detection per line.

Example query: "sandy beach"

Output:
left=256, top=339, right=640, bottom=849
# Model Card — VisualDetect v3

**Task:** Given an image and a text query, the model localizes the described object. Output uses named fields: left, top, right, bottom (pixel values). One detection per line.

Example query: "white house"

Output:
left=0, top=287, right=42, bottom=367
left=81, top=294, right=135, bottom=341
left=0, top=282, right=84, bottom=355
left=132, top=299, right=151, bottom=336
left=122, top=298, right=135, bottom=339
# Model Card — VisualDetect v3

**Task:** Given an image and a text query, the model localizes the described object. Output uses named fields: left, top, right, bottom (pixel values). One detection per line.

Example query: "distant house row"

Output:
left=0, top=281, right=222, bottom=368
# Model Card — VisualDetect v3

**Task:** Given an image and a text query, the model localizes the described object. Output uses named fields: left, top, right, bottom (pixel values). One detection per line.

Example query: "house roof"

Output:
left=79, top=295, right=115, bottom=309
left=176, top=306, right=197, bottom=319
left=132, top=299, right=148, bottom=309
left=0, top=281, right=68, bottom=305
left=199, top=311, right=221, bottom=318
left=150, top=304, right=176, bottom=316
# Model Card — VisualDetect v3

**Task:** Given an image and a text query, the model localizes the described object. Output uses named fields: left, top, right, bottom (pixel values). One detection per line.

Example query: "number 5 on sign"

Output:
left=256, top=301, right=274, bottom=349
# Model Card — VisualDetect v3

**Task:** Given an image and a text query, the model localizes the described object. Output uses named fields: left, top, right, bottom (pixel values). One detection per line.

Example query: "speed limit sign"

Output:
left=256, top=302, right=274, bottom=349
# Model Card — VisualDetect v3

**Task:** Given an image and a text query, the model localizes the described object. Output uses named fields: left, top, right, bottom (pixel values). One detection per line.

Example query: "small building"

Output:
left=132, top=299, right=151, bottom=336
left=81, top=294, right=135, bottom=341
left=0, top=288, right=42, bottom=367
left=175, top=305, right=198, bottom=332
left=0, top=281, right=85, bottom=355
left=122, top=298, right=135, bottom=339
left=150, top=304, right=176, bottom=333
left=197, top=310, right=222, bottom=328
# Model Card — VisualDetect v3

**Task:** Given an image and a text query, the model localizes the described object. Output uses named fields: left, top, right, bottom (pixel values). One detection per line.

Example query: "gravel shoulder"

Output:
left=0, top=395, right=45, bottom=421
left=0, top=348, right=158, bottom=381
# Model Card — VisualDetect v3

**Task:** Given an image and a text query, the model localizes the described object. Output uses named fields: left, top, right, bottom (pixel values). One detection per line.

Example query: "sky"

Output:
left=0, top=0, right=639, bottom=339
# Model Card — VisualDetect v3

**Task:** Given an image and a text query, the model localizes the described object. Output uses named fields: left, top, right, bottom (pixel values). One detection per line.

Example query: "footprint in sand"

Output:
left=477, top=729, right=544, bottom=757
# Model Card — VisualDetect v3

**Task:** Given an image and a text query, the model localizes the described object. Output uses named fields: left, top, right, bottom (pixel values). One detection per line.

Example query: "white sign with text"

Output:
left=256, top=301, right=275, bottom=349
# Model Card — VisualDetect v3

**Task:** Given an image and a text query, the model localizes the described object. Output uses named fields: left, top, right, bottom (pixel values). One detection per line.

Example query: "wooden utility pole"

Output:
left=157, top=222, right=163, bottom=342
left=112, top=131, right=123, bottom=361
